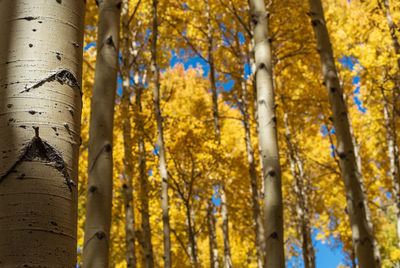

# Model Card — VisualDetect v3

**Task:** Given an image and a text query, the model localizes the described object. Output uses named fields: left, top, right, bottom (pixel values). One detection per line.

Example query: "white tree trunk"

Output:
left=0, top=0, right=85, bottom=266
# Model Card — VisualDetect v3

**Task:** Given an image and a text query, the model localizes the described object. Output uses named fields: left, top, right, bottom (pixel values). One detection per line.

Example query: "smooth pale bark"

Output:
left=282, top=109, right=315, bottom=268
left=150, top=0, right=172, bottom=266
left=83, top=1, right=121, bottom=267
left=379, top=0, right=400, bottom=70
left=220, top=185, right=233, bottom=268
left=0, top=1, right=84, bottom=266
left=135, top=82, right=155, bottom=267
left=121, top=0, right=137, bottom=267
left=383, top=96, right=400, bottom=248
left=379, top=0, right=400, bottom=250
left=307, top=0, right=379, bottom=266
left=207, top=199, right=220, bottom=268
left=239, top=74, right=265, bottom=268
left=186, top=202, right=200, bottom=268
left=249, top=0, right=285, bottom=267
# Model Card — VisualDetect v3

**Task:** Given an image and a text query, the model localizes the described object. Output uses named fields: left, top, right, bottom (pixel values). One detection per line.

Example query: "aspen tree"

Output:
left=282, top=101, right=315, bottom=268
left=307, top=0, right=380, bottom=266
left=206, top=198, right=220, bottom=268
left=249, top=0, right=285, bottom=267
left=379, top=0, right=400, bottom=248
left=0, top=0, right=85, bottom=266
left=120, top=0, right=140, bottom=267
left=83, top=0, right=121, bottom=267
left=220, top=185, right=233, bottom=268
left=151, top=0, right=172, bottom=266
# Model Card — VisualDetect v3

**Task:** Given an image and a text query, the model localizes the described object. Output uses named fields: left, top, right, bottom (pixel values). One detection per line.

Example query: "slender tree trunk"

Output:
left=307, top=0, right=379, bottom=266
left=249, top=0, right=285, bottom=267
left=186, top=202, right=200, bottom=268
left=150, top=0, right=172, bottom=266
left=121, top=0, right=137, bottom=267
left=135, top=82, right=155, bottom=268
left=220, top=185, right=233, bottom=268
left=0, top=1, right=84, bottom=266
left=383, top=96, right=400, bottom=247
left=379, top=0, right=400, bottom=70
left=239, top=75, right=265, bottom=268
left=282, top=108, right=315, bottom=268
left=207, top=199, right=220, bottom=268
left=83, top=1, right=121, bottom=267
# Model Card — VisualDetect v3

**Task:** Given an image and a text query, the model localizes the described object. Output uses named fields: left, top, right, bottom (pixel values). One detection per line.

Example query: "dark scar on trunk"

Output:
left=20, top=69, right=82, bottom=96
left=0, top=127, right=76, bottom=191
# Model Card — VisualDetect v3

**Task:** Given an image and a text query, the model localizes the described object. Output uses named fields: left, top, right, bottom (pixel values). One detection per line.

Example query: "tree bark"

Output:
left=135, top=82, right=155, bottom=268
left=379, top=0, right=400, bottom=70
left=220, top=185, right=233, bottom=268
left=0, top=0, right=85, bottom=267
left=207, top=199, right=220, bottom=268
left=383, top=95, right=400, bottom=248
left=249, top=0, right=285, bottom=267
left=186, top=202, right=200, bottom=268
left=83, top=1, right=121, bottom=267
left=239, top=74, right=265, bottom=268
left=151, top=0, right=172, bottom=267
left=121, top=0, right=137, bottom=267
left=307, top=0, right=380, bottom=266
left=282, top=106, right=315, bottom=268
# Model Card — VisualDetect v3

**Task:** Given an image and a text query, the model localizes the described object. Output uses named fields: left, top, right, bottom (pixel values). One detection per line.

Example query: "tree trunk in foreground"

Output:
left=307, top=0, right=379, bottom=266
left=121, top=0, right=137, bottom=267
left=0, top=1, right=84, bottom=267
left=83, top=1, right=121, bottom=267
left=151, top=0, right=172, bottom=266
left=249, top=0, right=285, bottom=267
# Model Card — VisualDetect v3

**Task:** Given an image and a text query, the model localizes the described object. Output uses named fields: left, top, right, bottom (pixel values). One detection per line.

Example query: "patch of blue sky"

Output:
left=170, top=50, right=209, bottom=75
left=84, top=42, right=96, bottom=51
left=315, top=235, right=347, bottom=267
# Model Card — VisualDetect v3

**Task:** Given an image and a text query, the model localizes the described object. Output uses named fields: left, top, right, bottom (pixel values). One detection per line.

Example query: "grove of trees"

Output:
left=1, top=0, right=400, bottom=267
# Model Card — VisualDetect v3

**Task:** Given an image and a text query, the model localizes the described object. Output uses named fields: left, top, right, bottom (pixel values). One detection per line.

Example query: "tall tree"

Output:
left=83, top=0, right=121, bottom=267
left=120, top=0, right=140, bottom=267
left=151, top=0, right=172, bottom=266
left=307, top=0, right=380, bottom=266
left=249, top=0, right=285, bottom=267
left=0, top=0, right=85, bottom=266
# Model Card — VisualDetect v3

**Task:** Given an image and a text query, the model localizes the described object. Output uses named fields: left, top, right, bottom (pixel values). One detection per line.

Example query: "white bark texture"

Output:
left=220, top=185, right=233, bottom=268
left=83, top=0, right=121, bottom=267
left=0, top=0, right=85, bottom=267
left=121, top=0, right=137, bottom=267
left=151, top=0, right=172, bottom=266
left=307, top=0, right=379, bottom=266
left=249, top=0, right=285, bottom=267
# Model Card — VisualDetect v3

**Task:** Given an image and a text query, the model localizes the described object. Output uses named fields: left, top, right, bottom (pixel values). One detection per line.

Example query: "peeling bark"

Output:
left=83, top=0, right=121, bottom=267
left=248, top=0, right=285, bottom=267
left=307, top=0, right=379, bottom=266
left=0, top=0, right=85, bottom=266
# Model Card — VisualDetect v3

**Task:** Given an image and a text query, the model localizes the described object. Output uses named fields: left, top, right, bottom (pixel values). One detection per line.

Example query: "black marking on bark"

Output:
left=258, top=63, right=266, bottom=70
left=268, top=170, right=276, bottom=177
left=28, top=110, right=36, bottom=115
left=38, top=21, right=43, bottom=24
left=56, top=53, right=61, bottom=61
left=56, top=0, right=62, bottom=3
left=32, top=29, right=37, bottom=32
left=311, top=19, right=322, bottom=26
left=20, top=69, right=81, bottom=94
left=337, top=152, right=346, bottom=159
left=122, top=183, right=128, bottom=189
left=20, top=16, right=38, bottom=21
left=70, top=42, right=79, bottom=48
left=330, top=87, right=336, bottom=92
left=64, top=123, right=71, bottom=134
left=7, top=104, right=13, bottom=108
left=358, top=202, right=364, bottom=209
left=50, top=221, right=58, bottom=226
left=29, top=44, right=33, bottom=48
left=19, top=125, right=26, bottom=129
left=105, top=35, right=114, bottom=46
left=52, top=127, right=57, bottom=132
left=89, top=144, right=112, bottom=171
left=269, top=232, right=278, bottom=239
left=89, top=185, right=97, bottom=193
left=68, top=108, right=74, bottom=116
left=0, top=127, right=76, bottom=191
left=95, top=0, right=99, bottom=6
left=268, top=37, right=272, bottom=43
left=117, top=1, right=122, bottom=9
